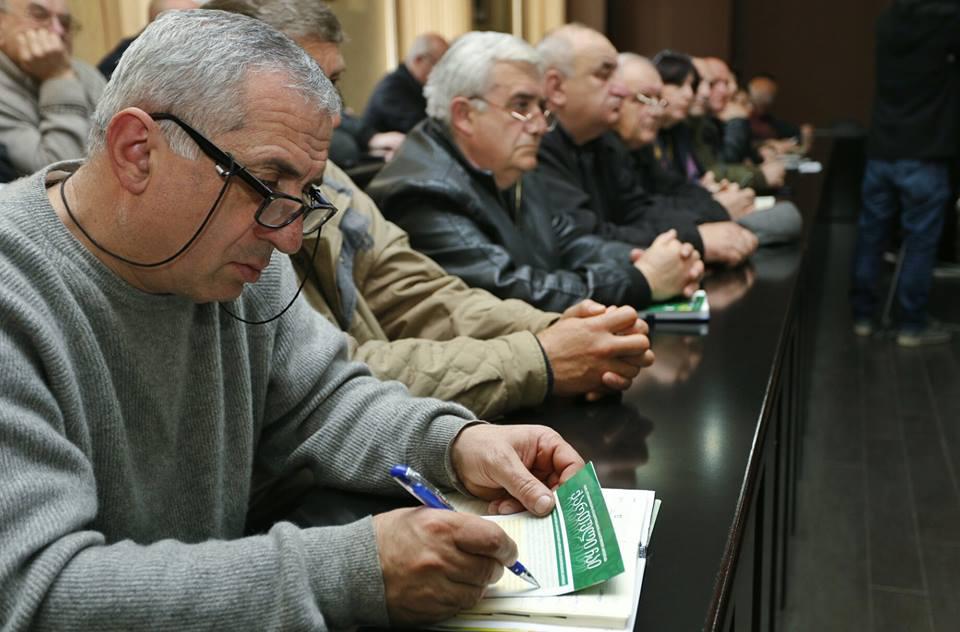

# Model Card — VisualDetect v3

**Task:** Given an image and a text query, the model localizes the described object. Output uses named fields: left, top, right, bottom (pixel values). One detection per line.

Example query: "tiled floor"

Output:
left=780, top=222, right=960, bottom=632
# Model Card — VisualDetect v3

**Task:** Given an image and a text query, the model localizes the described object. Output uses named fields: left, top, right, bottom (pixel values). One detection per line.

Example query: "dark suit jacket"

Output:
left=538, top=125, right=705, bottom=253
left=362, top=64, right=427, bottom=133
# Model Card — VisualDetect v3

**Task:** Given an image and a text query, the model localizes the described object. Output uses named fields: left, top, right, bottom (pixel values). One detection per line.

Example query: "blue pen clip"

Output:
left=390, top=464, right=541, bottom=589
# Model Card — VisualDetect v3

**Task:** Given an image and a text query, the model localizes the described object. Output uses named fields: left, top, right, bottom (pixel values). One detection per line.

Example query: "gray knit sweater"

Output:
left=0, top=165, right=477, bottom=630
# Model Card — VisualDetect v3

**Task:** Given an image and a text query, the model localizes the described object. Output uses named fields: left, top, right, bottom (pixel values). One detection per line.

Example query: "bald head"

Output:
left=148, top=0, right=199, bottom=22
left=537, top=23, right=627, bottom=144
left=404, top=32, right=448, bottom=84
left=616, top=53, right=659, bottom=90
left=537, top=23, right=613, bottom=77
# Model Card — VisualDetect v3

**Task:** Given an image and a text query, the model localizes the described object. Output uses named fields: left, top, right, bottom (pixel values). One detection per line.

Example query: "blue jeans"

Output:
left=851, top=159, right=950, bottom=330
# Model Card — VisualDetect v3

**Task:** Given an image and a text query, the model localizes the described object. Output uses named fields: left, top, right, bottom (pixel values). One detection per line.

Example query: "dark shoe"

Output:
left=896, top=324, right=952, bottom=347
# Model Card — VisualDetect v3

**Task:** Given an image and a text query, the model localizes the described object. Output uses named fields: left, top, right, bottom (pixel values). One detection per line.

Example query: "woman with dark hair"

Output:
left=653, top=50, right=703, bottom=182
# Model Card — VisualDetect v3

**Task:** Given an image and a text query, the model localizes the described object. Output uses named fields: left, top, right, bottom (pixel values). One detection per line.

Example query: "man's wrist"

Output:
left=532, top=334, right=555, bottom=397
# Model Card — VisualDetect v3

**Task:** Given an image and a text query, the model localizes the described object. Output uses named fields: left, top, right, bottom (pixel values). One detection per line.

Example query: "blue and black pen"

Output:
left=389, top=464, right=541, bottom=588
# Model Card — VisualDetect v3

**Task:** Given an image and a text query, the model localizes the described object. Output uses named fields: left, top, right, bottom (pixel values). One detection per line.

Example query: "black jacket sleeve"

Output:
left=392, top=198, right=652, bottom=312
left=720, top=118, right=762, bottom=164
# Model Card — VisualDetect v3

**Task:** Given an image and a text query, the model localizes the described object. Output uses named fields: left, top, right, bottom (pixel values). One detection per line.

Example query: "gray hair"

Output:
left=424, top=31, right=542, bottom=124
left=88, top=9, right=340, bottom=159
left=203, top=0, right=346, bottom=43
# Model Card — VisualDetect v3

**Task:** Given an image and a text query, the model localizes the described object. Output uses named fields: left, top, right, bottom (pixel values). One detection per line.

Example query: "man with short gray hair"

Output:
left=0, top=0, right=105, bottom=176
left=0, top=10, right=585, bottom=629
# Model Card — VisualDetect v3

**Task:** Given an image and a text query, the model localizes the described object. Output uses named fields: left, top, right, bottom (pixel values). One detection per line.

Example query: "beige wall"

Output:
left=67, top=0, right=565, bottom=114
left=336, top=0, right=396, bottom=116
left=72, top=0, right=149, bottom=67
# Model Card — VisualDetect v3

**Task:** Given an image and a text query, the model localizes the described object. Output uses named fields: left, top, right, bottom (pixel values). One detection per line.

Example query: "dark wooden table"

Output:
left=283, top=148, right=831, bottom=632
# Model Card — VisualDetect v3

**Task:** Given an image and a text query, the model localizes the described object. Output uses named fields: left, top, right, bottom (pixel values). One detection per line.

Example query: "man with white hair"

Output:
left=97, top=0, right=200, bottom=79
left=368, top=31, right=702, bottom=312
left=0, top=0, right=105, bottom=176
left=0, top=10, right=586, bottom=629
left=536, top=24, right=757, bottom=267
left=363, top=31, right=449, bottom=133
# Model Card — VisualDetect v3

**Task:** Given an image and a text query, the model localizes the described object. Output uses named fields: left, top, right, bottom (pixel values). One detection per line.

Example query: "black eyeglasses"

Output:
left=469, top=97, right=557, bottom=133
left=150, top=113, right=338, bottom=234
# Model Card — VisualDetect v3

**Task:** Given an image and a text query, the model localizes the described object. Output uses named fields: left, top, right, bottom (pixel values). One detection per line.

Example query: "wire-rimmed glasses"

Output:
left=633, top=93, right=669, bottom=110
left=470, top=97, right=558, bottom=133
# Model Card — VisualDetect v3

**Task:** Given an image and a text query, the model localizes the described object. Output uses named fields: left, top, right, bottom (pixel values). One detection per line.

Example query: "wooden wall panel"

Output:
left=604, top=0, right=887, bottom=129
left=607, top=0, right=732, bottom=59
left=732, top=0, right=889, bottom=128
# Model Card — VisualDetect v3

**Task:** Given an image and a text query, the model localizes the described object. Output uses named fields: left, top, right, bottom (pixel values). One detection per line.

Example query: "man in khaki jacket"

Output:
left=205, top=0, right=655, bottom=418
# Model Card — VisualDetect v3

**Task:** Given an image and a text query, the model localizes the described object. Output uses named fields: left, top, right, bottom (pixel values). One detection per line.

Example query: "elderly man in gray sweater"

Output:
left=0, top=10, right=584, bottom=630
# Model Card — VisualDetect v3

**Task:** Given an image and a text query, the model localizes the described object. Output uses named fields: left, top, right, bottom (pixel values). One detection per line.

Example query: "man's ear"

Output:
left=543, top=69, right=567, bottom=109
left=104, top=108, right=159, bottom=195
left=449, top=96, right=475, bottom=137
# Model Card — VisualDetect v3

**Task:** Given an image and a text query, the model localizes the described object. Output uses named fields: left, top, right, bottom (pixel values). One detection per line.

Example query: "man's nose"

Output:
left=259, top=219, right=304, bottom=255
left=609, top=79, right=631, bottom=99
left=49, top=16, right=67, bottom=37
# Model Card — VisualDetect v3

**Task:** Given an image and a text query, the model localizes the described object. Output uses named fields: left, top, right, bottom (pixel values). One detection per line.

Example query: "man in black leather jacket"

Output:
left=367, top=31, right=702, bottom=313
left=536, top=26, right=757, bottom=267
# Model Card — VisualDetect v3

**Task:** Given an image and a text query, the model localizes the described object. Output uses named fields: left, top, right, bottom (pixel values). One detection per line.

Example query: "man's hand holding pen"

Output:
left=372, top=424, right=585, bottom=625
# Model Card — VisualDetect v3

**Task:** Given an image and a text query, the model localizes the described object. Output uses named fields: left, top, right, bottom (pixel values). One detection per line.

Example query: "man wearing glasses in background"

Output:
left=0, top=0, right=105, bottom=176
left=368, top=30, right=701, bottom=313
left=0, top=11, right=588, bottom=629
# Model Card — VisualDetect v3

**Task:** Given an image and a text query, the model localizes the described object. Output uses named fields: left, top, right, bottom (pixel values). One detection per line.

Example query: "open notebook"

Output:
left=438, top=482, right=659, bottom=631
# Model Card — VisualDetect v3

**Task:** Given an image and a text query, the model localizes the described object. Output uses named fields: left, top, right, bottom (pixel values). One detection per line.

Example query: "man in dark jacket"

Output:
left=362, top=32, right=448, bottom=133
left=850, top=0, right=960, bottom=345
left=535, top=24, right=757, bottom=267
left=368, top=31, right=702, bottom=313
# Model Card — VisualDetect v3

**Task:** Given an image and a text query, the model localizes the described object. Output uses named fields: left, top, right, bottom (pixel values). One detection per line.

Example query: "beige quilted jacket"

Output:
left=295, top=161, right=560, bottom=418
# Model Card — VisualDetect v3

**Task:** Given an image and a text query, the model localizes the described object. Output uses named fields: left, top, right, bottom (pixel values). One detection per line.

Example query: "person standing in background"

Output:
left=850, top=0, right=960, bottom=346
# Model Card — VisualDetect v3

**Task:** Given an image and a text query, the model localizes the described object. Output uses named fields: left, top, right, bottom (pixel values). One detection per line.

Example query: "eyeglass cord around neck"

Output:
left=58, top=169, right=322, bottom=326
